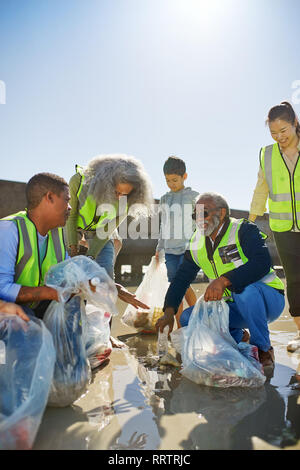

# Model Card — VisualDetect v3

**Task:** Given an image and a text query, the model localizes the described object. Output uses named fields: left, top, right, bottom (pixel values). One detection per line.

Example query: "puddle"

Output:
left=33, top=284, right=300, bottom=450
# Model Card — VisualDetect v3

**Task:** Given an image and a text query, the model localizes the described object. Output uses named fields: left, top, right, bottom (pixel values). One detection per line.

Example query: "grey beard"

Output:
left=204, top=215, right=221, bottom=236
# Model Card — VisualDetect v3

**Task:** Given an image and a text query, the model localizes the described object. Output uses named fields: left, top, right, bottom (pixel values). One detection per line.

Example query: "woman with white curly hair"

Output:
left=66, top=154, right=154, bottom=348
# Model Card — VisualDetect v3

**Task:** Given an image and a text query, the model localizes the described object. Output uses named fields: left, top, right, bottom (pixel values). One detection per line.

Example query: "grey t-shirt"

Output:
left=156, top=187, right=199, bottom=255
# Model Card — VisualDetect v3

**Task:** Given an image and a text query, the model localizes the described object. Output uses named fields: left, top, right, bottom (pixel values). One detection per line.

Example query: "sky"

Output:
left=1, top=0, right=300, bottom=211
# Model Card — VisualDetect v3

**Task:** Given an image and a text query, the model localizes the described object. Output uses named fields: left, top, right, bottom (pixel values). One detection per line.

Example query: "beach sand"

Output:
left=33, top=283, right=300, bottom=451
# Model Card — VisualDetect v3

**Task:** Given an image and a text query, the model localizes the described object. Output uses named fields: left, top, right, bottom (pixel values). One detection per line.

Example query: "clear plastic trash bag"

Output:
left=43, top=256, right=119, bottom=406
left=180, top=296, right=266, bottom=388
left=43, top=295, right=91, bottom=407
left=0, top=314, right=56, bottom=449
left=45, top=255, right=118, bottom=316
left=170, top=326, right=187, bottom=355
left=121, top=256, right=170, bottom=332
left=83, top=303, right=112, bottom=370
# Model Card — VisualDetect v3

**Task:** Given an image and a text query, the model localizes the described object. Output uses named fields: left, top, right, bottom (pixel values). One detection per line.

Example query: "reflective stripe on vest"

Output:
left=261, top=144, right=300, bottom=231
left=189, top=218, right=284, bottom=297
left=75, top=165, right=118, bottom=231
left=1, top=211, right=65, bottom=287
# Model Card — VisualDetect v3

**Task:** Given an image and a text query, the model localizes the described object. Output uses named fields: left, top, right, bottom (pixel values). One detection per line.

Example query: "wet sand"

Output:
left=34, top=283, right=300, bottom=451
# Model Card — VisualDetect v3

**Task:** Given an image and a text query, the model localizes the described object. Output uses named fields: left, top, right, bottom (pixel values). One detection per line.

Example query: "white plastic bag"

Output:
left=170, top=327, right=187, bottom=355
left=83, top=303, right=112, bottom=370
left=0, top=315, right=55, bottom=449
left=121, top=256, right=170, bottom=332
left=181, top=296, right=266, bottom=388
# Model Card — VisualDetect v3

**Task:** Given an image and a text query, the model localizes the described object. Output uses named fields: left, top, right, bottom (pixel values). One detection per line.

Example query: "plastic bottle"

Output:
left=157, top=325, right=169, bottom=357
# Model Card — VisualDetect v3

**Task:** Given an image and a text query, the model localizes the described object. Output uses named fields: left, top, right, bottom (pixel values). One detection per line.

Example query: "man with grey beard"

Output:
left=156, top=192, right=285, bottom=376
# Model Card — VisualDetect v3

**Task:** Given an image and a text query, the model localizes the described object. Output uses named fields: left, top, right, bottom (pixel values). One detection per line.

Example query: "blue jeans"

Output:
left=180, top=282, right=285, bottom=352
left=95, top=240, right=115, bottom=279
left=165, top=253, right=185, bottom=282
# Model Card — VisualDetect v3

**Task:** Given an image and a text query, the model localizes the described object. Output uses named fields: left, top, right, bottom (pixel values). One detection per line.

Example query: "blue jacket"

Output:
left=163, top=219, right=283, bottom=312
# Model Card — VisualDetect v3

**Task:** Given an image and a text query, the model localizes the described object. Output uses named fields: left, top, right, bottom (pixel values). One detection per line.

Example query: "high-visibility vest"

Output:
left=75, top=165, right=118, bottom=231
left=260, top=143, right=300, bottom=232
left=189, top=217, right=284, bottom=299
left=1, top=211, right=65, bottom=287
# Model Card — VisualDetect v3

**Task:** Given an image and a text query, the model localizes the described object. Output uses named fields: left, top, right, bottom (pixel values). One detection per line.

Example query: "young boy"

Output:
left=155, top=156, right=199, bottom=327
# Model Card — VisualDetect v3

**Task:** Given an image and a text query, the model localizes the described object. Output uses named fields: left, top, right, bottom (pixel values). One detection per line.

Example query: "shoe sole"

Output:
left=287, top=345, right=300, bottom=352
left=263, top=363, right=275, bottom=378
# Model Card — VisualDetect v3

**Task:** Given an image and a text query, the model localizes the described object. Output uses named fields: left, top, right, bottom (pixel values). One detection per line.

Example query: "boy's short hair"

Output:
left=26, top=172, right=68, bottom=209
left=163, top=156, right=186, bottom=176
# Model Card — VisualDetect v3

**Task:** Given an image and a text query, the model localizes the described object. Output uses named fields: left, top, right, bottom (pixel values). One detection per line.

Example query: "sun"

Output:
left=171, top=0, right=233, bottom=36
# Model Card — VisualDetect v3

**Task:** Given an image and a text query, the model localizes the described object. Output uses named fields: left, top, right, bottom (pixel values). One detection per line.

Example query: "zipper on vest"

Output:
left=278, top=145, right=297, bottom=230
left=210, top=258, right=219, bottom=278
left=291, top=153, right=300, bottom=230
left=210, top=258, right=231, bottom=299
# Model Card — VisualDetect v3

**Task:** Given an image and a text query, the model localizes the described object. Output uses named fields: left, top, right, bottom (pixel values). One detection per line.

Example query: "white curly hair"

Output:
left=84, top=154, right=154, bottom=218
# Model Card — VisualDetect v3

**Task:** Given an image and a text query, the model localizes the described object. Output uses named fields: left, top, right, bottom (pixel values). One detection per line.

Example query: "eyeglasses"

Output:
left=192, top=208, right=220, bottom=220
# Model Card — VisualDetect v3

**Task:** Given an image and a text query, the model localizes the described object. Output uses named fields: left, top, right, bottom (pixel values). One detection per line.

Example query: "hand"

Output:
left=70, top=245, right=79, bottom=257
left=248, top=214, right=257, bottom=222
left=0, top=301, right=30, bottom=322
left=115, top=284, right=150, bottom=310
left=155, top=251, right=160, bottom=265
left=155, top=307, right=175, bottom=333
left=204, top=276, right=230, bottom=302
left=110, top=336, right=127, bottom=349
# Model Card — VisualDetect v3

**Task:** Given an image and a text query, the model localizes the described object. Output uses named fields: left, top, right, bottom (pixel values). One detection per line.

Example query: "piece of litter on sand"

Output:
left=159, top=352, right=181, bottom=367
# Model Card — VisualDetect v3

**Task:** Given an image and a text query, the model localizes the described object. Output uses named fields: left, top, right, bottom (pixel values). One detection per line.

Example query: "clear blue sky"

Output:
left=1, top=0, right=300, bottom=210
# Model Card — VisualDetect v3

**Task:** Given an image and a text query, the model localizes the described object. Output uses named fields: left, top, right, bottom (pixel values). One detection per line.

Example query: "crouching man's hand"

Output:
left=155, top=307, right=175, bottom=334
left=204, top=276, right=231, bottom=302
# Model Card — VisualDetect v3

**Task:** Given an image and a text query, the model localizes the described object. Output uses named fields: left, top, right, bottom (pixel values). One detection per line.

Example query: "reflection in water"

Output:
left=122, top=333, right=300, bottom=450
left=286, top=375, right=300, bottom=445
left=86, top=379, right=115, bottom=431
left=107, top=358, right=161, bottom=450
left=231, top=380, right=299, bottom=449
left=110, top=431, right=148, bottom=450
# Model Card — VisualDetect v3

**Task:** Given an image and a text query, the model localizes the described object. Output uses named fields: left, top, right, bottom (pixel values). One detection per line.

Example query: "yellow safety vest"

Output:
left=75, top=165, right=118, bottom=231
left=1, top=211, right=65, bottom=287
left=189, top=218, right=284, bottom=299
left=260, top=143, right=300, bottom=231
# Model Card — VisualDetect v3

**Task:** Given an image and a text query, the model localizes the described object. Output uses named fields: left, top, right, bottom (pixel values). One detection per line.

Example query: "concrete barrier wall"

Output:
left=0, top=179, right=282, bottom=285
left=0, top=179, right=27, bottom=218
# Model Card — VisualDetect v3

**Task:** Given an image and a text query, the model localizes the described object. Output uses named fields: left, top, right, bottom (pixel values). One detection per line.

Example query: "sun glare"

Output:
left=171, top=0, right=233, bottom=36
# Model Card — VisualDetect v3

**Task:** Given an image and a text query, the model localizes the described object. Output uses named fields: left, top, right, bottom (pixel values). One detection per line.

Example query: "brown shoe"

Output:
left=258, top=347, right=275, bottom=377
left=241, top=329, right=250, bottom=343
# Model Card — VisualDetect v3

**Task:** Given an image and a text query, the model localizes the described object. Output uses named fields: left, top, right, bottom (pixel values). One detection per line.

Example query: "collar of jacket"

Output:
left=205, top=218, right=231, bottom=260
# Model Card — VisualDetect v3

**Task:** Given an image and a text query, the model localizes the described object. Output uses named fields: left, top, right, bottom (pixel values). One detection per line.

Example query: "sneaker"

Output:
left=241, top=329, right=250, bottom=343
left=287, top=331, right=300, bottom=353
left=258, top=347, right=275, bottom=377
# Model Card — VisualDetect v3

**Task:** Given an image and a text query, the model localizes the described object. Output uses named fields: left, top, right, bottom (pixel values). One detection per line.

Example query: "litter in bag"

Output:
left=44, top=295, right=91, bottom=407
left=122, top=256, right=170, bottom=332
left=180, top=297, right=266, bottom=388
left=83, top=303, right=112, bottom=370
left=0, top=314, right=55, bottom=450
left=43, top=256, right=119, bottom=407
left=45, top=255, right=119, bottom=316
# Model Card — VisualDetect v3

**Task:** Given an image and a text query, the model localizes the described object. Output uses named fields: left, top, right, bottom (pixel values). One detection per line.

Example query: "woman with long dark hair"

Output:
left=249, top=101, right=300, bottom=353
